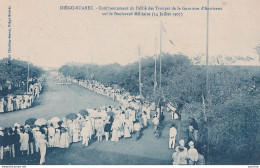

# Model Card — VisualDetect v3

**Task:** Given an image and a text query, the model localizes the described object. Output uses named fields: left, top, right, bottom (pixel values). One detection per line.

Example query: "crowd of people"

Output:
left=0, top=76, right=44, bottom=113
left=73, top=76, right=205, bottom=165
left=0, top=75, right=205, bottom=165
left=169, top=123, right=205, bottom=165
left=0, top=100, right=155, bottom=165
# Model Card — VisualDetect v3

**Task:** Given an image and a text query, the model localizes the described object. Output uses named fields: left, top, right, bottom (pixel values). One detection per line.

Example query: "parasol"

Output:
left=50, top=117, right=60, bottom=123
left=66, top=113, right=78, bottom=120
left=79, top=109, right=89, bottom=116
left=107, top=111, right=115, bottom=116
left=25, top=118, right=37, bottom=126
left=35, top=118, right=47, bottom=126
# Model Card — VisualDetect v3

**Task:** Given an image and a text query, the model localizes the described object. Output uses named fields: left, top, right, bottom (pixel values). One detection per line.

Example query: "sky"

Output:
left=0, top=0, right=260, bottom=68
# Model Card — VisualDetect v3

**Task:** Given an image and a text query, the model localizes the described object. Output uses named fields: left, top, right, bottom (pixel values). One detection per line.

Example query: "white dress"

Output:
left=59, top=132, right=70, bottom=148
left=20, top=132, right=29, bottom=151
left=39, top=138, right=47, bottom=165
left=54, top=129, right=60, bottom=147
left=72, top=123, right=79, bottom=142
left=124, top=125, right=131, bottom=138
left=111, top=123, right=119, bottom=142
left=48, top=127, right=55, bottom=147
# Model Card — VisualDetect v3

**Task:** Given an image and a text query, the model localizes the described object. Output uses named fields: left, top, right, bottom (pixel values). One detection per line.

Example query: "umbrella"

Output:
left=35, top=118, right=47, bottom=126
left=25, top=118, right=37, bottom=126
left=107, top=111, right=115, bottom=116
left=50, top=117, right=60, bottom=123
left=66, top=113, right=78, bottom=120
left=79, top=109, right=89, bottom=116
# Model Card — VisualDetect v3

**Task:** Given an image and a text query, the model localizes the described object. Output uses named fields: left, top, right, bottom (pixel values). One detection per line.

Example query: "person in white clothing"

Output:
left=53, top=128, right=61, bottom=148
left=81, top=123, right=91, bottom=147
left=34, top=127, right=42, bottom=153
left=175, top=139, right=188, bottom=153
left=152, top=115, right=159, bottom=133
left=59, top=128, right=70, bottom=148
left=20, top=129, right=29, bottom=155
left=38, top=134, right=47, bottom=165
left=72, top=120, right=79, bottom=143
left=188, top=141, right=199, bottom=165
left=48, top=124, right=55, bottom=148
left=133, top=122, right=143, bottom=141
left=169, top=124, right=177, bottom=149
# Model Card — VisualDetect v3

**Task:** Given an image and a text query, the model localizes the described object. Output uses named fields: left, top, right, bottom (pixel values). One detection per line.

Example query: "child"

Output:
left=96, top=124, right=104, bottom=142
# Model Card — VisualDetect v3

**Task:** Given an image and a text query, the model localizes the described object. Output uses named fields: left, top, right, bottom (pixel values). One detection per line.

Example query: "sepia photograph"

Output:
left=0, top=0, right=259, bottom=166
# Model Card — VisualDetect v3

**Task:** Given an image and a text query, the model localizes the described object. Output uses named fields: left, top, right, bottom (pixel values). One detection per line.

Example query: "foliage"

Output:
left=58, top=53, right=260, bottom=164
left=0, top=58, right=44, bottom=96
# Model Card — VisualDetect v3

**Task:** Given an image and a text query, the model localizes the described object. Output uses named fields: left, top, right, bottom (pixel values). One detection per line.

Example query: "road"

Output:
left=0, top=75, right=175, bottom=165
left=0, top=75, right=120, bottom=128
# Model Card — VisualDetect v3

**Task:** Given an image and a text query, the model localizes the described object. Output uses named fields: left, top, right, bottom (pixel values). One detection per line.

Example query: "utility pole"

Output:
left=27, top=55, right=30, bottom=94
left=91, top=55, right=93, bottom=78
left=159, top=21, right=162, bottom=91
left=154, top=35, right=157, bottom=92
left=206, top=0, right=210, bottom=164
left=138, top=44, right=142, bottom=97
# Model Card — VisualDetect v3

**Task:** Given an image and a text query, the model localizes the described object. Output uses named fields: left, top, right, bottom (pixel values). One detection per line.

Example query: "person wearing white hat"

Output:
left=188, top=141, right=199, bottom=165
left=172, top=146, right=189, bottom=165
left=34, top=127, right=42, bottom=153
left=19, top=128, right=29, bottom=155
left=175, top=139, right=187, bottom=153
left=81, top=123, right=91, bottom=147
left=152, top=115, right=159, bottom=134
left=60, top=128, right=70, bottom=148
left=169, top=124, right=177, bottom=149
left=48, top=124, right=55, bottom=148
left=38, top=134, right=47, bottom=165
left=53, top=128, right=61, bottom=148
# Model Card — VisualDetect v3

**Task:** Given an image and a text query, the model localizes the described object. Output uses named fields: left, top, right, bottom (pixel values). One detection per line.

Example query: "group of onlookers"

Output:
left=171, top=138, right=205, bottom=165
left=0, top=101, right=153, bottom=165
left=169, top=118, right=205, bottom=165
left=67, top=75, right=206, bottom=165
left=0, top=75, right=206, bottom=165
left=0, top=124, right=47, bottom=164
left=0, top=77, right=44, bottom=113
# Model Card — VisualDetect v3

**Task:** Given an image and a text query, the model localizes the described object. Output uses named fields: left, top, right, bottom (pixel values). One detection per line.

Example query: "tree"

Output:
left=255, top=45, right=260, bottom=61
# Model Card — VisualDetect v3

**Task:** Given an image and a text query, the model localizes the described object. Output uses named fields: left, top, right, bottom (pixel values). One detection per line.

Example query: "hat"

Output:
left=0, top=127, right=3, bottom=131
left=14, top=123, right=20, bottom=128
left=189, top=141, right=194, bottom=147
left=24, top=125, right=30, bottom=129
left=179, top=139, right=185, bottom=147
